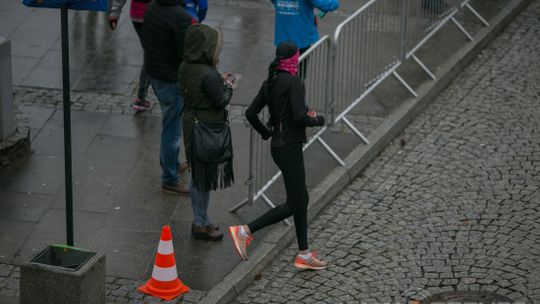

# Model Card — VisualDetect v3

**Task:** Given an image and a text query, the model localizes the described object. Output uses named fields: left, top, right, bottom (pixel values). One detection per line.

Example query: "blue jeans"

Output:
left=150, top=76, right=183, bottom=185
left=190, top=181, right=210, bottom=226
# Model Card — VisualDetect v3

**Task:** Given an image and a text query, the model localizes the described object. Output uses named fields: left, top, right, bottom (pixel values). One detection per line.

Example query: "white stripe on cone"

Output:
left=152, top=265, right=178, bottom=282
left=157, top=240, right=174, bottom=255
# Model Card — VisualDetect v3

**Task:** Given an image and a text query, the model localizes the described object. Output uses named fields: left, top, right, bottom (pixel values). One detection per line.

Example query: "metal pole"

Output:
left=61, top=5, right=74, bottom=246
left=247, top=126, right=256, bottom=205
left=399, top=0, right=409, bottom=62
left=329, top=43, right=337, bottom=126
left=326, top=40, right=334, bottom=126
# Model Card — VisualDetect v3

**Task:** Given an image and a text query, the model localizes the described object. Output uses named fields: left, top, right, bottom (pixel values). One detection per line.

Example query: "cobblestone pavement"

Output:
left=232, top=1, right=540, bottom=303
left=11, top=86, right=383, bottom=135
left=12, top=86, right=246, bottom=120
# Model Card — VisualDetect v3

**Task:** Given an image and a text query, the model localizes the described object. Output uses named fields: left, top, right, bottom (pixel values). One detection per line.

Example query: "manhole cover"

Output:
left=431, top=291, right=514, bottom=303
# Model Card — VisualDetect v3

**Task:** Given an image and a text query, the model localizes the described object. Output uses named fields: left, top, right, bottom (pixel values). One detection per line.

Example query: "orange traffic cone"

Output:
left=139, top=226, right=189, bottom=300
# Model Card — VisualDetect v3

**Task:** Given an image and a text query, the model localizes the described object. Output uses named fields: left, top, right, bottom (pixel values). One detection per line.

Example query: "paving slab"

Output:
left=0, top=192, right=53, bottom=222
left=0, top=154, right=65, bottom=195
left=0, top=220, right=36, bottom=264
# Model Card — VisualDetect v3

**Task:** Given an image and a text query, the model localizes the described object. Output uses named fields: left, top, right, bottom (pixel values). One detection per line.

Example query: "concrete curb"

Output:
left=199, top=0, right=533, bottom=303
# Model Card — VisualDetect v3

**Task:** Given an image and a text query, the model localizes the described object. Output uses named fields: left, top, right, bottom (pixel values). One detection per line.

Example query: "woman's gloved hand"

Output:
left=262, top=124, right=273, bottom=140
left=108, top=16, right=119, bottom=30
left=308, top=110, right=325, bottom=126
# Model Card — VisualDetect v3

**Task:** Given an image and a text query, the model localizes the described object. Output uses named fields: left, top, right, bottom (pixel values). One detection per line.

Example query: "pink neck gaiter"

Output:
left=277, top=50, right=300, bottom=76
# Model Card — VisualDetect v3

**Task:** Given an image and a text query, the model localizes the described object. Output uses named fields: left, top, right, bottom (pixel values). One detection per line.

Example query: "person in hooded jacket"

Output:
left=228, top=41, right=328, bottom=270
left=179, top=24, right=236, bottom=241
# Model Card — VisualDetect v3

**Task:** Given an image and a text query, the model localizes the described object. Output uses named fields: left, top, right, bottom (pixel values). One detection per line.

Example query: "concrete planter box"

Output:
left=20, top=244, right=105, bottom=304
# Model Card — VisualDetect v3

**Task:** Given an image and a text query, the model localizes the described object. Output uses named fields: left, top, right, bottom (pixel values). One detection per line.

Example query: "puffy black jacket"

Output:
left=179, top=24, right=233, bottom=165
left=141, top=0, right=193, bottom=82
left=246, top=71, right=324, bottom=147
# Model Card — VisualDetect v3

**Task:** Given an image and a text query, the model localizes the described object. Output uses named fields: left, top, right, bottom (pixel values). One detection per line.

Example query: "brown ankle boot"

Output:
left=191, top=223, right=223, bottom=241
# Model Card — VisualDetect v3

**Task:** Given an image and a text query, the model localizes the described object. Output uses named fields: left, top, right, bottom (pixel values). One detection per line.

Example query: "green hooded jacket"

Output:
left=179, top=23, right=234, bottom=191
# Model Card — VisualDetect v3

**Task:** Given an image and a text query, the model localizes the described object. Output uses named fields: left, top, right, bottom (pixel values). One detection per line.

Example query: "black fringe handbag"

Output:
left=191, top=112, right=234, bottom=192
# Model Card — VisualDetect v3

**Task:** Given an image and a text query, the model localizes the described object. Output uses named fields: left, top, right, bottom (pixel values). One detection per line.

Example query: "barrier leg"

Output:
left=342, top=117, right=370, bottom=145
left=393, top=71, right=418, bottom=97
left=316, top=137, right=346, bottom=166
left=464, top=2, right=489, bottom=26
left=451, top=17, right=474, bottom=41
left=229, top=198, right=250, bottom=213
left=412, top=54, right=436, bottom=80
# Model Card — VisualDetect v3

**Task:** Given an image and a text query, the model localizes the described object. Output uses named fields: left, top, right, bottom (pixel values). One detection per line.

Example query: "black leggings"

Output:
left=132, top=21, right=150, bottom=100
left=248, top=143, right=309, bottom=251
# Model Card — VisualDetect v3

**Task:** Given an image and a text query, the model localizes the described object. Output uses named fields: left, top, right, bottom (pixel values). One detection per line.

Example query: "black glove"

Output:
left=314, top=115, right=325, bottom=126
left=262, top=125, right=273, bottom=140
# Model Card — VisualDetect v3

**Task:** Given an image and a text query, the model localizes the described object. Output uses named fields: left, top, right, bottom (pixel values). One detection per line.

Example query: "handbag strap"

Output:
left=193, top=109, right=229, bottom=124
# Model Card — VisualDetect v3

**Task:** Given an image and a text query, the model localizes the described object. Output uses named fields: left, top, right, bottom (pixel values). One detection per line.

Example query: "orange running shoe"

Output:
left=294, top=250, right=328, bottom=270
left=228, top=225, right=253, bottom=261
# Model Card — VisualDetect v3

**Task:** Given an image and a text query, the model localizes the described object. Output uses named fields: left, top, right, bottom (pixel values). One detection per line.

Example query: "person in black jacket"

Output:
left=179, top=24, right=236, bottom=241
left=141, top=0, right=193, bottom=195
left=228, top=42, right=328, bottom=270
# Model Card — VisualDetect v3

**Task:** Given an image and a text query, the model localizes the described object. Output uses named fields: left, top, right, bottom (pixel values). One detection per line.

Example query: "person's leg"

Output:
left=290, top=167, right=309, bottom=251
left=230, top=143, right=308, bottom=259
left=190, top=181, right=210, bottom=227
left=131, top=22, right=151, bottom=110
left=149, top=77, right=182, bottom=187
left=281, top=146, right=328, bottom=269
left=190, top=181, right=223, bottom=240
left=247, top=143, right=305, bottom=234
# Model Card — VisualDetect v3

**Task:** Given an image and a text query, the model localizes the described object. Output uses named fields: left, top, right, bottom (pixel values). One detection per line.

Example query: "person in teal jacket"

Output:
left=271, top=0, right=339, bottom=53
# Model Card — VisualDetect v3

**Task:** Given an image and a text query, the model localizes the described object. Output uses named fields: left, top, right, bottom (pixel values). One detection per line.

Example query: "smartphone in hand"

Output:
left=222, top=72, right=241, bottom=89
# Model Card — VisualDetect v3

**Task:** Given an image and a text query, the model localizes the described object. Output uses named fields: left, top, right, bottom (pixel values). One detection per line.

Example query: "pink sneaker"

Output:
left=228, top=225, right=253, bottom=260
left=294, top=250, right=328, bottom=270
left=132, top=98, right=152, bottom=111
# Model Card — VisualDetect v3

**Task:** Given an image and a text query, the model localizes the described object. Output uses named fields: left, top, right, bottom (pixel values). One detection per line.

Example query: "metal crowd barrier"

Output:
left=401, top=0, right=490, bottom=91
left=331, top=0, right=402, bottom=147
left=230, top=0, right=488, bottom=218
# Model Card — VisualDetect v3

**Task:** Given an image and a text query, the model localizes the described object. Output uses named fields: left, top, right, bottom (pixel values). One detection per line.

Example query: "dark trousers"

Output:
left=248, top=142, right=309, bottom=251
left=132, top=21, right=150, bottom=100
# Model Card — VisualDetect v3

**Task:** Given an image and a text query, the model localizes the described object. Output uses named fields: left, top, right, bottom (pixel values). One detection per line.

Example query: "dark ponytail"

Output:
left=267, top=58, right=279, bottom=81
left=265, top=57, right=280, bottom=102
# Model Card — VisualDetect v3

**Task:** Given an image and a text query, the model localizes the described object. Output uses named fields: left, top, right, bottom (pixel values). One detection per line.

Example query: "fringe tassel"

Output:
left=192, top=158, right=234, bottom=192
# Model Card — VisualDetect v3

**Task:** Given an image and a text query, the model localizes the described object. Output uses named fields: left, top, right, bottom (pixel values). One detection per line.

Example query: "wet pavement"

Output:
left=2, top=0, right=361, bottom=107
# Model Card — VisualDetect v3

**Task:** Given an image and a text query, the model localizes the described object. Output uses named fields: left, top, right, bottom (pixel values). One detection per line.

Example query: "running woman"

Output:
left=228, top=41, right=328, bottom=270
